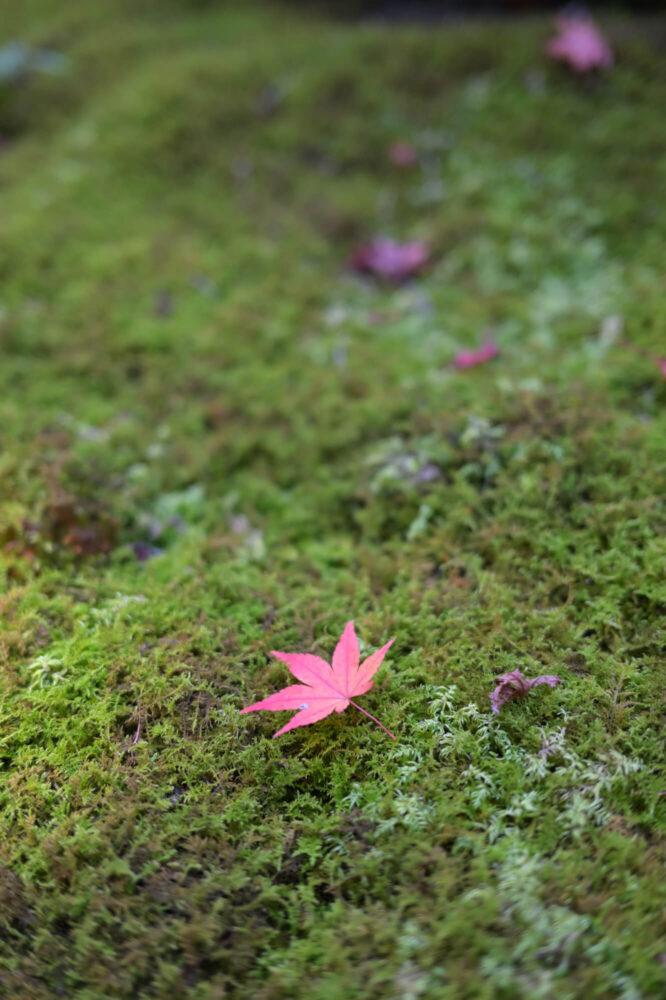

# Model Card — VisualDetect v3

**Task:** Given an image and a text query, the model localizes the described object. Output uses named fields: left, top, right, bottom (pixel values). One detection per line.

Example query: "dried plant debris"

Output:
left=490, top=669, right=562, bottom=714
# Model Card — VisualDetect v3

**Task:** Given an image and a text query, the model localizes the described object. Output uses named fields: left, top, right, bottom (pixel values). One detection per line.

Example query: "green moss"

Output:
left=1, top=2, right=665, bottom=997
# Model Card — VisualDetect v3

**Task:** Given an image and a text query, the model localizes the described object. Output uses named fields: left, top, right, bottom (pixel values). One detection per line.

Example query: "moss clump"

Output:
left=1, top=3, right=665, bottom=997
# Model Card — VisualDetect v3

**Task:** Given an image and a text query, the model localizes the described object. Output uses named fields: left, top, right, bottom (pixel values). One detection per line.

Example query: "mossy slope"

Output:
left=1, top=3, right=665, bottom=998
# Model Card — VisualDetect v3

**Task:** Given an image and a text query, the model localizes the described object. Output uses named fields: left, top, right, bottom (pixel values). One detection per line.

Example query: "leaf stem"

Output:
left=349, top=700, right=395, bottom=740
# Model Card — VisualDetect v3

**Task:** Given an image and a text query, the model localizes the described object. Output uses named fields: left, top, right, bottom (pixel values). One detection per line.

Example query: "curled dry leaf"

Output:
left=240, top=621, right=396, bottom=738
left=351, top=239, right=429, bottom=283
left=453, top=340, right=499, bottom=370
left=546, top=16, right=613, bottom=73
left=490, top=669, right=561, bottom=714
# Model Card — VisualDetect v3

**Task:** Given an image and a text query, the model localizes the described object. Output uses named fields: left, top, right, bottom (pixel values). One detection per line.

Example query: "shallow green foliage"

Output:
left=1, top=2, right=665, bottom=998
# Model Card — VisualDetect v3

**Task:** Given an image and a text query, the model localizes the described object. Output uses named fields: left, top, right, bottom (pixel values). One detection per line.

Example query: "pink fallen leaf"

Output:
left=453, top=340, right=499, bottom=370
left=657, top=358, right=666, bottom=380
left=490, top=669, right=561, bottom=714
left=240, top=621, right=396, bottom=738
left=546, top=15, right=613, bottom=73
left=388, top=141, right=417, bottom=168
left=351, top=239, right=429, bottom=283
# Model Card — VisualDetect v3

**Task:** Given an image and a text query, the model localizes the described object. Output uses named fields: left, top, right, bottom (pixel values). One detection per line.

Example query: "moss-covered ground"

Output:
left=1, top=2, right=665, bottom=997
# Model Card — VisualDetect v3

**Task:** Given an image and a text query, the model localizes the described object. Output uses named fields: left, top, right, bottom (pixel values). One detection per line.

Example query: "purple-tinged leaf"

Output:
left=388, top=141, right=417, bottom=168
left=490, top=669, right=561, bottom=714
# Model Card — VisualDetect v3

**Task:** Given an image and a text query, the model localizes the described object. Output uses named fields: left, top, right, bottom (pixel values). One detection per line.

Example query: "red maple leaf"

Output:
left=350, top=239, right=429, bottom=283
left=546, top=16, right=613, bottom=73
left=490, top=669, right=561, bottom=714
left=240, top=621, right=396, bottom=739
left=452, top=339, right=499, bottom=370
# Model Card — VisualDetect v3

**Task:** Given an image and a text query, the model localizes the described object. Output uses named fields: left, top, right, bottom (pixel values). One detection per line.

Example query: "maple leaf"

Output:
left=350, top=239, right=429, bottom=283
left=452, top=340, right=499, bottom=370
left=546, top=16, right=613, bottom=73
left=490, top=669, right=561, bottom=714
left=240, top=621, right=396, bottom=739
